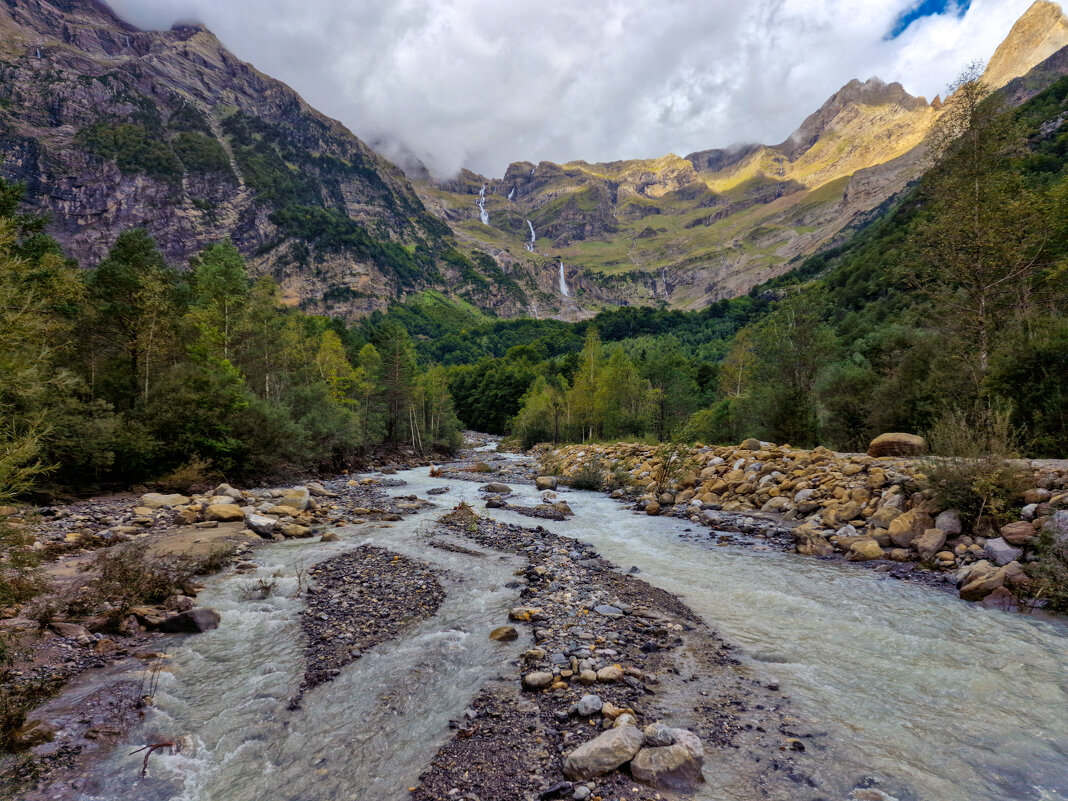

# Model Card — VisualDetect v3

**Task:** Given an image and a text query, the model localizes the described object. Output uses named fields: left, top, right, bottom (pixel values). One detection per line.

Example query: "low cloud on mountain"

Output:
left=105, top=0, right=1032, bottom=176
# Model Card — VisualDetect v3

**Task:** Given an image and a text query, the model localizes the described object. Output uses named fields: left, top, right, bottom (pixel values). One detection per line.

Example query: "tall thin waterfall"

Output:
left=525, top=220, right=536, bottom=252
left=558, top=263, right=571, bottom=297
left=476, top=185, right=489, bottom=225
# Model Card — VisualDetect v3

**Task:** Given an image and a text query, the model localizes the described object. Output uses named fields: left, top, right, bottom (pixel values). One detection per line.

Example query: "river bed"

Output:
left=60, top=453, right=1068, bottom=801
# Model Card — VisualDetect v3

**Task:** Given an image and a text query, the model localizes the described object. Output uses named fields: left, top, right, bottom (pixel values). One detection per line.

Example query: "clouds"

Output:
left=104, top=0, right=1034, bottom=177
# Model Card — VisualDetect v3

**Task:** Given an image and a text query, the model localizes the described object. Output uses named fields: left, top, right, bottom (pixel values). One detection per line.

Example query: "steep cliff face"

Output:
left=983, top=0, right=1068, bottom=90
left=0, top=0, right=532, bottom=318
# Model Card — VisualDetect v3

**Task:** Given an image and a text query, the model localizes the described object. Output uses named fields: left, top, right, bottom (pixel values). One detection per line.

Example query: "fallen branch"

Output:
left=129, top=740, right=179, bottom=778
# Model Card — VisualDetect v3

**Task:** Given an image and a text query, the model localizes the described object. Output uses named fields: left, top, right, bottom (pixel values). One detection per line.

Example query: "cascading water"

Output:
left=507, top=187, right=515, bottom=201
left=476, top=185, right=489, bottom=225
left=65, top=456, right=1068, bottom=801
left=558, top=262, right=571, bottom=297
left=525, top=220, right=535, bottom=252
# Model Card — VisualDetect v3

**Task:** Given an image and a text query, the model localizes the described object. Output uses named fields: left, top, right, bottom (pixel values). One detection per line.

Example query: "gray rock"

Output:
left=573, top=694, right=603, bottom=717
left=563, top=726, right=644, bottom=781
left=522, top=671, right=554, bottom=690
left=51, top=621, right=89, bottom=639
left=984, top=537, right=1023, bottom=566
left=935, top=509, right=962, bottom=537
left=139, top=493, right=190, bottom=510
left=643, top=722, right=676, bottom=747
left=481, top=482, right=512, bottom=494
left=1050, top=510, right=1068, bottom=545
left=245, top=512, right=278, bottom=536
left=276, top=487, right=311, bottom=511
left=593, top=604, right=623, bottom=617
left=572, top=787, right=591, bottom=801
left=536, top=476, right=558, bottom=491
left=158, top=608, right=221, bottom=633
left=630, top=728, right=705, bottom=792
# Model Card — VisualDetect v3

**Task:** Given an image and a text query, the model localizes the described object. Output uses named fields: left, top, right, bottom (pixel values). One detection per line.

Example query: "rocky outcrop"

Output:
left=983, top=1, right=1068, bottom=91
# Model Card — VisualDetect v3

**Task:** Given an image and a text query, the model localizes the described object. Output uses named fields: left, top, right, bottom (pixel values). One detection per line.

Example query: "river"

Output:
left=72, top=455, right=1068, bottom=801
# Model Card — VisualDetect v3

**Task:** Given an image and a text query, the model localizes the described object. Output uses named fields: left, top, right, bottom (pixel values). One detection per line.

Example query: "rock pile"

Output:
left=545, top=441, right=1068, bottom=607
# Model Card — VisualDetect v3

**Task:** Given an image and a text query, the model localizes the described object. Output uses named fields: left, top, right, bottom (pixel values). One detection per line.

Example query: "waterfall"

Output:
left=558, top=262, right=571, bottom=297
left=507, top=187, right=515, bottom=201
left=124, top=35, right=131, bottom=48
left=525, top=220, right=535, bottom=252
left=35, top=48, right=42, bottom=58
left=476, top=185, right=489, bottom=225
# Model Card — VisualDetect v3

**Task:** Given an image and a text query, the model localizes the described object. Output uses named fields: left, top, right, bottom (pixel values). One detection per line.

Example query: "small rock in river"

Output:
left=489, top=625, right=519, bottom=642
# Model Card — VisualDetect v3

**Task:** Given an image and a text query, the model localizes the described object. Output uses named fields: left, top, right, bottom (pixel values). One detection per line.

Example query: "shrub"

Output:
left=0, top=520, right=45, bottom=609
left=922, top=404, right=1027, bottom=526
left=1026, top=521, right=1068, bottom=613
left=567, top=458, right=606, bottom=491
left=66, top=543, right=236, bottom=621
left=152, top=456, right=217, bottom=495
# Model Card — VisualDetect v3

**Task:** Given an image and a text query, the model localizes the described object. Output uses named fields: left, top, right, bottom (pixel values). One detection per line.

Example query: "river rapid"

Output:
left=72, top=454, right=1068, bottom=801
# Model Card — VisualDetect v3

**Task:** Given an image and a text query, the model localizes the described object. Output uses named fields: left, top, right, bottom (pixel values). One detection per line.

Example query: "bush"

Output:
left=65, top=543, right=235, bottom=621
left=567, top=458, right=606, bottom=491
left=152, top=456, right=217, bottom=495
left=1026, top=520, right=1068, bottom=613
left=0, top=520, right=45, bottom=610
left=922, top=404, right=1027, bottom=526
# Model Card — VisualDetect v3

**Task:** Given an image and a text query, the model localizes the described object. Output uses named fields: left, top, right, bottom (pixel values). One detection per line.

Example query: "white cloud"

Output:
left=104, top=0, right=1036, bottom=176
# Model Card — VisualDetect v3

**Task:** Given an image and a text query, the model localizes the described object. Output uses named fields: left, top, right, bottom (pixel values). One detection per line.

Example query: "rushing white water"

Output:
left=77, top=510, right=525, bottom=801
left=558, top=262, right=571, bottom=296
left=507, top=187, right=515, bottom=201
left=70, top=456, right=1068, bottom=801
left=476, top=184, right=489, bottom=225
left=525, top=220, right=536, bottom=252
left=393, top=467, right=1068, bottom=801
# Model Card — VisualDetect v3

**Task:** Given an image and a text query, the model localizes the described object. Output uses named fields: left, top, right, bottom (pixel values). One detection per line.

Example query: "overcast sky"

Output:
left=104, top=0, right=1036, bottom=177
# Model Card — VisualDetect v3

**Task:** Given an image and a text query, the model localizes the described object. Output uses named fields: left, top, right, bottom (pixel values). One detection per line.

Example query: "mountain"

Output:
left=421, top=1, right=1068, bottom=314
left=983, top=0, right=1068, bottom=90
left=0, top=0, right=537, bottom=318
left=2, top=0, right=1067, bottom=322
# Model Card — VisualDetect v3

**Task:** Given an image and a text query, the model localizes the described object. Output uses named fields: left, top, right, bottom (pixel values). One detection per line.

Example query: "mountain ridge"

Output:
left=2, top=0, right=1068, bottom=322
left=0, top=0, right=544, bottom=318
left=421, top=1, right=1068, bottom=313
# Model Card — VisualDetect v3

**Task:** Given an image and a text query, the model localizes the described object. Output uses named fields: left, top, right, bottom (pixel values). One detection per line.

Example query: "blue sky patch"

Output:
left=888, top=0, right=972, bottom=39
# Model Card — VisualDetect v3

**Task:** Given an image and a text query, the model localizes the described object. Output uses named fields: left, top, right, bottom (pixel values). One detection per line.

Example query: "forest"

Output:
left=0, top=188, right=463, bottom=497
left=2, top=73, right=1067, bottom=503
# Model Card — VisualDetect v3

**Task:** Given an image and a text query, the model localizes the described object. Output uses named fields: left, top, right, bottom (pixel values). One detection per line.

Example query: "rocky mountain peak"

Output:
left=775, top=77, right=927, bottom=161
left=983, top=0, right=1068, bottom=89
